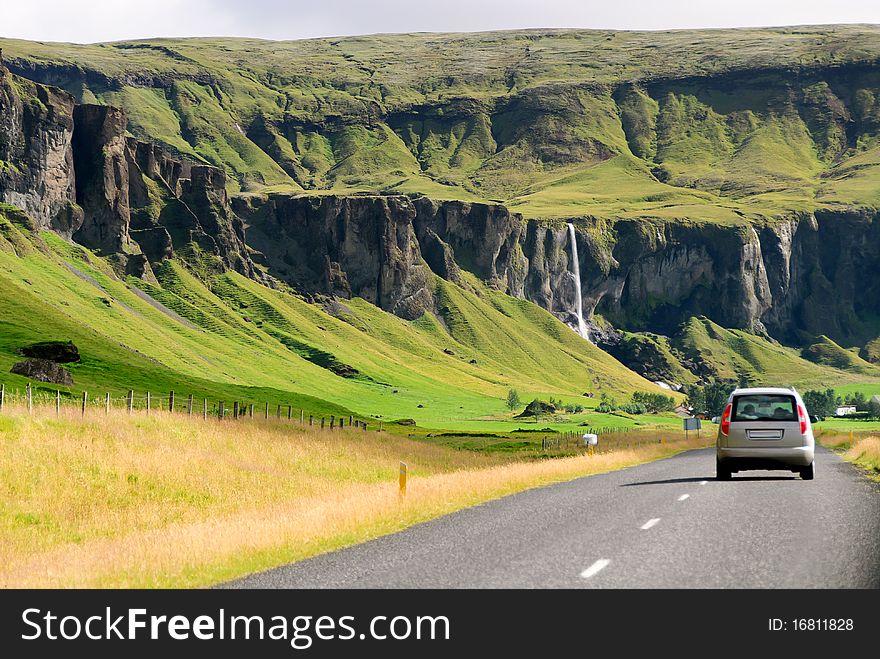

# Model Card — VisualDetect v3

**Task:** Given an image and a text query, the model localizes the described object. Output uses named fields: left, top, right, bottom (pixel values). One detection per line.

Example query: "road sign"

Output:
left=683, top=418, right=701, bottom=431
left=684, top=417, right=701, bottom=440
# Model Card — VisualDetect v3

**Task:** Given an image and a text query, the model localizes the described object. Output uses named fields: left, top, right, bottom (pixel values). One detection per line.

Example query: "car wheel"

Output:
left=800, top=462, right=815, bottom=481
left=716, top=460, right=732, bottom=481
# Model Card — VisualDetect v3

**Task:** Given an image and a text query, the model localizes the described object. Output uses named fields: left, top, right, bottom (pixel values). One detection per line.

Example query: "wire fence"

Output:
left=1, top=382, right=762, bottom=452
left=0, top=382, right=378, bottom=431
left=540, top=428, right=698, bottom=455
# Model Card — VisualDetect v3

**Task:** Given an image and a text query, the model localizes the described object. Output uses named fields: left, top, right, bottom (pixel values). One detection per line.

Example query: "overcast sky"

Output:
left=3, top=0, right=879, bottom=44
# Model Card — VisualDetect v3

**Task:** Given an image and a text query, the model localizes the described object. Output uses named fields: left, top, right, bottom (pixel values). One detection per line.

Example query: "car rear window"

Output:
left=731, top=394, right=797, bottom=422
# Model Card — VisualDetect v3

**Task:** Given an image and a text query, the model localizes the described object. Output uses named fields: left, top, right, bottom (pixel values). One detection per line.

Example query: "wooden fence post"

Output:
left=349, top=415, right=353, bottom=427
left=249, top=404, right=254, bottom=418
left=127, top=390, right=133, bottom=415
left=56, top=389, right=61, bottom=416
left=169, top=390, right=175, bottom=413
left=219, top=401, right=225, bottom=420
left=146, top=392, right=151, bottom=415
left=321, top=417, right=325, bottom=429
left=300, top=409, right=304, bottom=424
left=276, top=404, right=281, bottom=420
left=265, top=402, right=269, bottom=420
left=288, top=405, right=292, bottom=421
left=203, top=398, right=207, bottom=421
left=330, top=415, right=335, bottom=430
left=187, top=394, right=193, bottom=416
left=27, top=383, right=33, bottom=415
left=309, top=415, right=313, bottom=426
left=81, top=390, right=87, bottom=417
left=0, top=383, right=4, bottom=413
left=105, top=392, right=110, bottom=416
left=233, top=401, right=239, bottom=420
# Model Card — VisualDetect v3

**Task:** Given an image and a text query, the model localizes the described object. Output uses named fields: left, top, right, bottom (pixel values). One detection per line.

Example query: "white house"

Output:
left=835, top=405, right=857, bottom=416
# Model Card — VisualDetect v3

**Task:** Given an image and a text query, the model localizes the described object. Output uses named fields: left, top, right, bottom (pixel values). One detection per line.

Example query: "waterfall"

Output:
left=567, top=222, right=589, bottom=340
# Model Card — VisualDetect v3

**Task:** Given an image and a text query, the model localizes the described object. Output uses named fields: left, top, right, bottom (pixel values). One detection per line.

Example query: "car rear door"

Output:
left=725, top=394, right=803, bottom=449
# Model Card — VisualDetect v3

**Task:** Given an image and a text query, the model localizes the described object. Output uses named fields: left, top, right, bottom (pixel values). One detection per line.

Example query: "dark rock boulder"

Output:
left=20, top=340, right=80, bottom=363
left=10, top=358, right=74, bottom=385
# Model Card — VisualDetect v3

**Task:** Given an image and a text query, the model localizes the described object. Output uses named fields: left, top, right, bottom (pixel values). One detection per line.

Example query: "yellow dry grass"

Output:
left=0, top=405, right=708, bottom=587
left=844, top=436, right=880, bottom=476
left=816, top=431, right=880, bottom=479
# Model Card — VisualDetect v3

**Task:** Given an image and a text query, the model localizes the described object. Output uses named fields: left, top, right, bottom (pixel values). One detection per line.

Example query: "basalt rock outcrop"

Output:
left=234, top=193, right=879, bottom=349
left=236, top=194, right=433, bottom=319
left=0, top=64, right=81, bottom=236
left=0, top=60, right=254, bottom=279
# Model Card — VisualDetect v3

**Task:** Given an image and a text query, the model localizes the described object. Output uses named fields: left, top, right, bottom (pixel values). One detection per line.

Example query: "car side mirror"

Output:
left=809, top=415, right=820, bottom=424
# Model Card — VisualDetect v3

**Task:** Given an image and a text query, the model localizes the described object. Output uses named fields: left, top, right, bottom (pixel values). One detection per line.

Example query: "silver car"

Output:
left=716, top=387, right=815, bottom=480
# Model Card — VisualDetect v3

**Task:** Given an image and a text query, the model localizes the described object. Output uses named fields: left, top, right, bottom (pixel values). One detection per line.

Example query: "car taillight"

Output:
left=798, top=404, right=807, bottom=434
left=720, top=403, right=732, bottom=436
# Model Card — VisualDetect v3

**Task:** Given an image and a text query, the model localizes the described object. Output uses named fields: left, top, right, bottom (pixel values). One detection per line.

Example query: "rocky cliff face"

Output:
left=234, top=193, right=879, bottom=348
left=0, top=62, right=81, bottom=236
left=0, top=61, right=254, bottom=279
left=571, top=212, right=879, bottom=346
left=235, top=194, right=432, bottom=318
left=71, top=104, right=131, bottom=254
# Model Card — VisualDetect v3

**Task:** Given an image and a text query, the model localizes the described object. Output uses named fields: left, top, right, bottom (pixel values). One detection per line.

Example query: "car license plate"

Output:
left=747, top=429, right=783, bottom=440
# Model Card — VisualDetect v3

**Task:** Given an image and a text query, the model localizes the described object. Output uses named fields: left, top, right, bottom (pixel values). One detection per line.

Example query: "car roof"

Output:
left=731, top=387, right=797, bottom=396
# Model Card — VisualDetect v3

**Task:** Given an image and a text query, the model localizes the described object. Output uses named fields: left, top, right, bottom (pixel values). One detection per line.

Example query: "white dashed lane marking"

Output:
left=640, top=518, right=661, bottom=530
left=580, top=559, right=610, bottom=579
left=678, top=493, right=690, bottom=501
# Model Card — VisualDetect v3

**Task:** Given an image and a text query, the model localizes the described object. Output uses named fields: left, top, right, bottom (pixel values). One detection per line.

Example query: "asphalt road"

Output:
left=223, top=447, right=880, bottom=588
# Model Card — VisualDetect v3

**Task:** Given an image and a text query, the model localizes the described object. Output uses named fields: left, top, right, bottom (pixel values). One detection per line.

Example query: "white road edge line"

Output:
left=580, top=559, right=611, bottom=579
left=678, top=493, right=690, bottom=501
left=640, top=518, right=661, bottom=530
left=699, top=480, right=708, bottom=485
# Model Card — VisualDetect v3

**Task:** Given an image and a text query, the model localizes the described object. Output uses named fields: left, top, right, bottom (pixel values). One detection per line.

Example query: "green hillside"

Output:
left=801, top=335, right=878, bottom=373
left=0, top=204, right=665, bottom=433
left=2, top=26, right=880, bottom=220
left=611, top=316, right=880, bottom=388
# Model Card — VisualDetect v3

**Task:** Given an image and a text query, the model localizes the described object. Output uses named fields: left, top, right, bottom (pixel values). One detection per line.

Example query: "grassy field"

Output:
left=0, top=405, right=710, bottom=587
left=814, top=418, right=880, bottom=432
left=2, top=26, right=879, bottom=220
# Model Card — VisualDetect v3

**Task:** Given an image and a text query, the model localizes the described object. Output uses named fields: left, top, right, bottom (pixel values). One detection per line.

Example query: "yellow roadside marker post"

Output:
left=399, top=461, right=408, bottom=498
